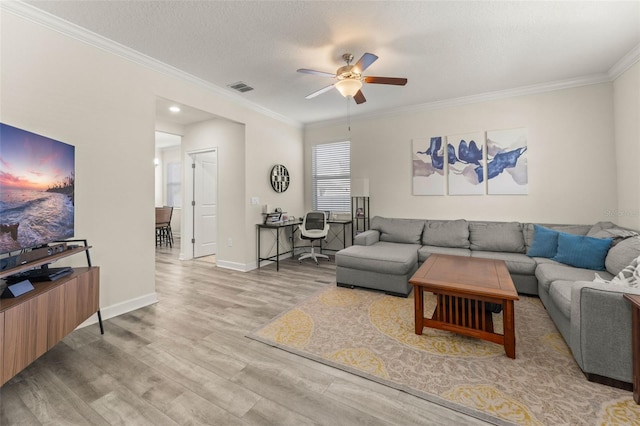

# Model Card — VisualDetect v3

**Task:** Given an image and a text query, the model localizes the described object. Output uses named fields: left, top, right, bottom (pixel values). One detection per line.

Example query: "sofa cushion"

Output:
left=422, top=219, right=469, bottom=248
left=418, top=246, right=470, bottom=263
left=606, top=236, right=640, bottom=276
left=535, top=261, right=614, bottom=292
left=471, top=251, right=537, bottom=275
left=552, top=233, right=612, bottom=271
left=336, top=242, right=420, bottom=275
left=371, top=217, right=425, bottom=245
left=549, top=281, right=573, bottom=319
left=526, top=225, right=559, bottom=258
left=531, top=256, right=558, bottom=265
left=523, top=223, right=591, bottom=249
left=469, top=221, right=525, bottom=253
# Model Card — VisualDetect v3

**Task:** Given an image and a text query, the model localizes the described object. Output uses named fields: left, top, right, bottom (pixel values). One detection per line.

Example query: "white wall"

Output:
left=244, top=114, right=305, bottom=268
left=305, top=83, right=619, bottom=225
left=613, top=61, right=640, bottom=229
left=1, top=10, right=304, bottom=317
left=180, top=118, right=245, bottom=265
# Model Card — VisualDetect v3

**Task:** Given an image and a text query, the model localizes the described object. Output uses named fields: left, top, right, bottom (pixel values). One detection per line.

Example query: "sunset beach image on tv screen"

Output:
left=0, top=123, right=75, bottom=254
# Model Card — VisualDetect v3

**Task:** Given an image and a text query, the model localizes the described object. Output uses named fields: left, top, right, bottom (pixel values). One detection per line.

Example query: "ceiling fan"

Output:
left=297, top=53, right=408, bottom=104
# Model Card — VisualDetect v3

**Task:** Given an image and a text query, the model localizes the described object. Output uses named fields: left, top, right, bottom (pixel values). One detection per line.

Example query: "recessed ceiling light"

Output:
left=169, top=106, right=181, bottom=113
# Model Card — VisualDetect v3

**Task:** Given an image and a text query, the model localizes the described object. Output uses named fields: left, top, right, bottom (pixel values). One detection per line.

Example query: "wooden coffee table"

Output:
left=409, top=254, right=520, bottom=358
left=623, top=294, right=640, bottom=404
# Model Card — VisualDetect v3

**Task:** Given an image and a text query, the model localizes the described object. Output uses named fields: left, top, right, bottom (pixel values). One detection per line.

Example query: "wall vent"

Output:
left=228, top=81, right=254, bottom=93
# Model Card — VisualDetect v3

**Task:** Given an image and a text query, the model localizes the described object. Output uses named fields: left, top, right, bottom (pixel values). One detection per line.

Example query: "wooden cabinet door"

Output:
left=64, top=278, right=79, bottom=336
left=0, top=312, right=4, bottom=385
left=47, top=284, right=66, bottom=350
left=75, top=268, right=100, bottom=324
left=2, top=297, right=48, bottom=383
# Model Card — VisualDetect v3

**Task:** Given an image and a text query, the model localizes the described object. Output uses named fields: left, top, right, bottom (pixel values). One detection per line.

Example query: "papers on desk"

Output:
left=264, top=212, right=282, bottom=224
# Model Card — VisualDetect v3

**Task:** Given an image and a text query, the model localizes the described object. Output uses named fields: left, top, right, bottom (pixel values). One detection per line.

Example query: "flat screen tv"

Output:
left=0, top=123, right=75, bottom=255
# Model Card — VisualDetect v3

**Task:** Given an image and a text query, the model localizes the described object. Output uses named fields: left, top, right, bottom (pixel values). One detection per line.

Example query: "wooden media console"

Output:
left=0, top=244, right=101, bottom=386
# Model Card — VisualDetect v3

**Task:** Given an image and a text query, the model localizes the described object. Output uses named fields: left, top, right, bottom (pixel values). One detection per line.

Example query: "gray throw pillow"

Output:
left=589, top=227, right=639, bottom=246
left=606, top=236, right=640, bottom=276
left=587, top=221, right=617, bottom=236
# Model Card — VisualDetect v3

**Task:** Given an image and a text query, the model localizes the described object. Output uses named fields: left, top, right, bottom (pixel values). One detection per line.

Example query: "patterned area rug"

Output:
left=248, top=286, right=640, bottom=425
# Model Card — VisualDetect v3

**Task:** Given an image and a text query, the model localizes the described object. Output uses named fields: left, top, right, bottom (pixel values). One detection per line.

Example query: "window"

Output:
left=166, top=162, right=181, bottom=207
left=312, top=141, right=350, bottom=212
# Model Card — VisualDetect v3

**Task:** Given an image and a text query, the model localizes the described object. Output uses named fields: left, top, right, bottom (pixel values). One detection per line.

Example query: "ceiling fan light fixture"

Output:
left=335, top=79, right=362, bottom=98
left=298, top=52, right=406, bottom=104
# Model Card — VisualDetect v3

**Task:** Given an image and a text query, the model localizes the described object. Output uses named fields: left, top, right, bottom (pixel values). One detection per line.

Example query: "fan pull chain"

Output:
left=347, top=96, right=351, bottom=132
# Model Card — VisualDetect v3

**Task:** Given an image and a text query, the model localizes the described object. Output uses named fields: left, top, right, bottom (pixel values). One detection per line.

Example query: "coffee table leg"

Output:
left=631, top=302, right=640, bottom=404
left=414, top=285, right=424, bottom=335
left=504, top=299, right=516, bottom=359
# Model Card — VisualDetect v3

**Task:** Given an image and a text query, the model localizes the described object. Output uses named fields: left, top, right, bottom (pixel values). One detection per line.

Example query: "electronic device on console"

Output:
left=5, top=265, right=73, bottom=284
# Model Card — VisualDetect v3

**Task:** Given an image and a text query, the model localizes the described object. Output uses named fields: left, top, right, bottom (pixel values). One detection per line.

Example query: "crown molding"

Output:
left=1, top=1, right=302, bottom=129
left=4, top=1, right=634, bottom=130
left=306, top=73, right=611, bottom=129
left=608, top=43, right=640, bottom=80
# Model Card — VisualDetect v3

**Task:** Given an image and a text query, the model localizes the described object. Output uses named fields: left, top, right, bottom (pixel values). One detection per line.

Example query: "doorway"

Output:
left=190, top=149, right=218, bottom=259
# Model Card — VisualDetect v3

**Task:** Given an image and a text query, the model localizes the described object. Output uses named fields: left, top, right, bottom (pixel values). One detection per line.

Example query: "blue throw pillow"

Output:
left=527, top=225, right=559, bottom=258
left=553, top=232, right=613, bottom=270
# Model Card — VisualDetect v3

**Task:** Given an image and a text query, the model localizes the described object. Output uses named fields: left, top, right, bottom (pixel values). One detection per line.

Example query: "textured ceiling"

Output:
left=21, top=1, right=640, bottom=125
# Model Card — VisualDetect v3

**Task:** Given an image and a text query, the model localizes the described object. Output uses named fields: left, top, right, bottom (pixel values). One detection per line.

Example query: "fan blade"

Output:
left=364, top=76, right=408, bottom=86
left=305, top=84, right=335, bottom=99
left=353, top=90, right=366, bottom=104
left=353, top=53, right=378, bottom=73
left=297, top=68, right=336, bottom=78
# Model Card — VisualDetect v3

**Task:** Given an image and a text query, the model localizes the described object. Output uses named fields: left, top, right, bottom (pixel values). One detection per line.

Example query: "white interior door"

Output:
left=193, top=150, right=218, bottom=258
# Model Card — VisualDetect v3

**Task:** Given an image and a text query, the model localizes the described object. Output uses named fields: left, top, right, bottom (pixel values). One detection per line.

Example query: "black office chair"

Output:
left=298, top=211, right=330, bottom=264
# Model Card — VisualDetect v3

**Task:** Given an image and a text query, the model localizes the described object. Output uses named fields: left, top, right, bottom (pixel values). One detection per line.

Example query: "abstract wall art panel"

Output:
left=446, top=132, right=485, bottom=195
left=412, top=137, right=445, bottom=195
left=486, top=128, right=528, bottom=195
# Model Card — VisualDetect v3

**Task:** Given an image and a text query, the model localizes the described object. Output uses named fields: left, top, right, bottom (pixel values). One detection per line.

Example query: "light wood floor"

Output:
left=1, top=242, right=490, bottom=425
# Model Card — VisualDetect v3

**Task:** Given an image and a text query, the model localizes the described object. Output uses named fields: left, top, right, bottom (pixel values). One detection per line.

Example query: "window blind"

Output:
left=166, top=162, right=181, bottom=207
left=312, top=141, right=351, bottom=212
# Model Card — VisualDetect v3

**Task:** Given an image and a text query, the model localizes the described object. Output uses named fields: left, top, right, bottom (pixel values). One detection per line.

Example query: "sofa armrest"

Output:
left=569, top=281, right=640, bottom=382
left=355, top=230, right=380, bottom=246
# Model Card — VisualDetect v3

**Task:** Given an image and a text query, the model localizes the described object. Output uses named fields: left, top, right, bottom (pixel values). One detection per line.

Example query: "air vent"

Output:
left=228, top=81, right=254, bottom=93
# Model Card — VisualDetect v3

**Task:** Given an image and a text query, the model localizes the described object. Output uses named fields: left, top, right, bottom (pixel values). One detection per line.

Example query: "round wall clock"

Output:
left=270, top=164, right=290, bottom=193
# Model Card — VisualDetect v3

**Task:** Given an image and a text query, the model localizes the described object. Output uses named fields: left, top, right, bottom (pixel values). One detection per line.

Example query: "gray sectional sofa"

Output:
left=335, top=216, right=640, bottom=387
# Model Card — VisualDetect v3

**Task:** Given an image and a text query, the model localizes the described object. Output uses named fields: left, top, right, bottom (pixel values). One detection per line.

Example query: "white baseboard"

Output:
left=216, top=259, right=252, bottom=272
left=217, top=251, right=295, bottom=272
left=241, top=252, right=297, bottom=271
left=76, top=292, right=159, bottom=329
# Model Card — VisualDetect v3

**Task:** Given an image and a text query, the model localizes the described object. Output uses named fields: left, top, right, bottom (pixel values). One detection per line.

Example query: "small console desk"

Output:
left=257, top=219, right=353, bottom=271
